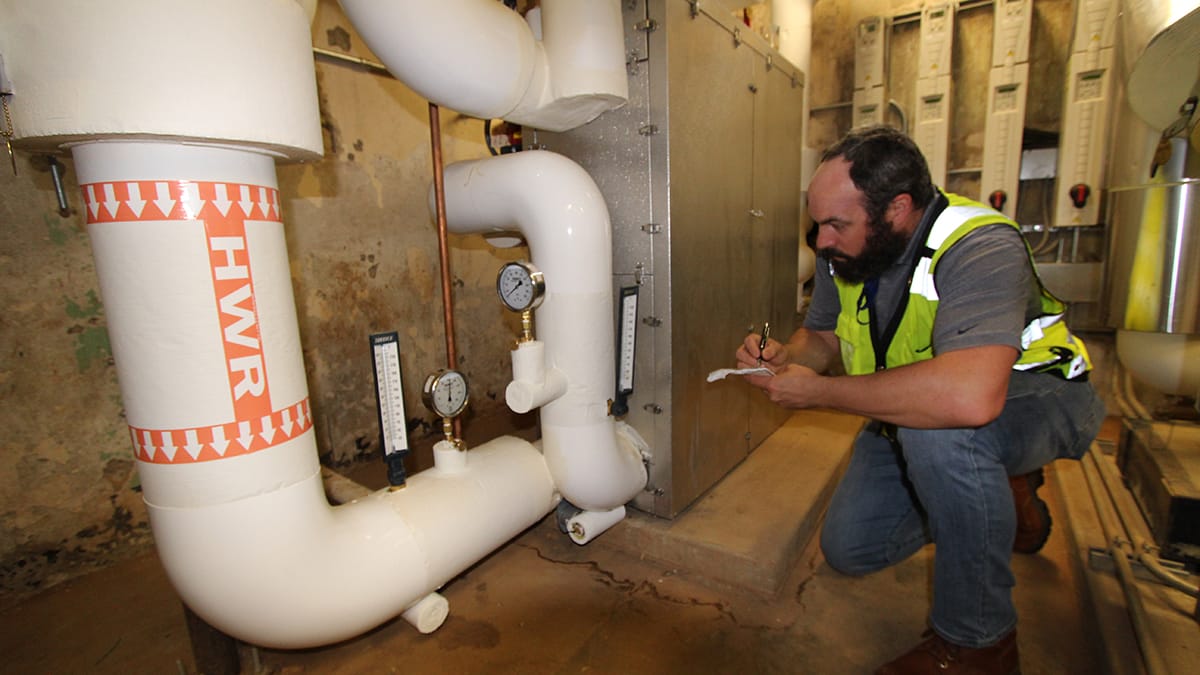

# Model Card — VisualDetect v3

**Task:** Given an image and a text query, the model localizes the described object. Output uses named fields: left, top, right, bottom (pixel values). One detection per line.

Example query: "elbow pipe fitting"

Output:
left=435, top=150, right=647, bottom=511
left=337, top=0, right=628, bottom=132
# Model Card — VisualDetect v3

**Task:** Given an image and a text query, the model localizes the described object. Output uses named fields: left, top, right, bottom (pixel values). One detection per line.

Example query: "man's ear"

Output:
left=887, top=193, right=914, bottom=223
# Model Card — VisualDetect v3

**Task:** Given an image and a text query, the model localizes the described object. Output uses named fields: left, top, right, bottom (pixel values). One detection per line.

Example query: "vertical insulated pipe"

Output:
left=74, top=140, right=557, bottom=648
left=436, top=150, right=647, bottom=511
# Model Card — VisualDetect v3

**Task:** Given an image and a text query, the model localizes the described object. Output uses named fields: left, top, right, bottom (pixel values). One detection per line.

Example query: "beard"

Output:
left=819, top=216, right=910, bottom=284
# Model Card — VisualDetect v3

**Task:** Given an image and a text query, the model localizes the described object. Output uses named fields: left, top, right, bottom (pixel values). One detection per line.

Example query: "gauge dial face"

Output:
left=423, top=369, right=469, bottom=418
left=496, top=261, right=545, bottom=312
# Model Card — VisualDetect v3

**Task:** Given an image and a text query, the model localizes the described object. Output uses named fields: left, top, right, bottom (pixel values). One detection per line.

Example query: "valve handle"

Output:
left=1068, top=183, right=1090, bottom=209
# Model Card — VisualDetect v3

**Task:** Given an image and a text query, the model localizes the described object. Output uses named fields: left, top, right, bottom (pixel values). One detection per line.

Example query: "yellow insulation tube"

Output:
left=1124, top=171, right=1166, bottom=330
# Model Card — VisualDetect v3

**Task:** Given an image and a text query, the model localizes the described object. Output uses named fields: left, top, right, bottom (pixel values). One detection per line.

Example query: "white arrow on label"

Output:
left=211, top=425, right=230, bottom=456
left=237, top=420, right=254, bottom=450
left=103, top=183, right=120, bottom=219
left=239, top=185, right=254, bottom=217
left=214, top=183, right=233, bottom=217
left=154, top=182, right=176, bottom=218
left=86, top=185, right=101, bottom=220
left=183, top=429, right=204, bottom=460
left=260, top=415, right=276, bottom=444
left=126, top=182, right=147, bottom=218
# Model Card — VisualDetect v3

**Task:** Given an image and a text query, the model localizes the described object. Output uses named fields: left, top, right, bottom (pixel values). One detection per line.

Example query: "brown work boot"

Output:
left=876, top=629, right=1019, bottom=674
left=1010, top=468, right=1052, bottom=554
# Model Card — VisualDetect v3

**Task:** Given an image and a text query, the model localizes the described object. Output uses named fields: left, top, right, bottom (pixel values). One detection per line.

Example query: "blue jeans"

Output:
left=819, top=371, right=1105, bottom=648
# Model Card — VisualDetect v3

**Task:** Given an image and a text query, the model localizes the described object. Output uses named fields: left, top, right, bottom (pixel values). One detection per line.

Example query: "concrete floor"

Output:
left=2, top=411, right=1195, bottom=674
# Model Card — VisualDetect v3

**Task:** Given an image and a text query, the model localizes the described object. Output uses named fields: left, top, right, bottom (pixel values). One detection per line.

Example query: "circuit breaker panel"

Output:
left=1054, top=0, right=1118, bottom=226
left=980, top=0, right=1033, bottom=218
left=912, top=3, right=955, bottom=186
left=853, top=16, right=888, bottom=128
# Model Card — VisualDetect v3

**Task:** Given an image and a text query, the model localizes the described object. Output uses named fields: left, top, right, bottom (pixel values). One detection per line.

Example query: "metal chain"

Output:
left=2, top=95, right=15, bottom=175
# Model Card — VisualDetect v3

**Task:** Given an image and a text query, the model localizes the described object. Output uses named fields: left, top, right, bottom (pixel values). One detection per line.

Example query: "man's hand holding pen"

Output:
left=737, top=326, right=786, bottom=372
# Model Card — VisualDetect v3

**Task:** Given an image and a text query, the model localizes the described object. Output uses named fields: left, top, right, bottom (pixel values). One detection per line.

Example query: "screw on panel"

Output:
left=748, top=83, right=758, bottom=94
left=688, top=1, right=700, bottom=18
left=733, top=28, right=742, bottom=47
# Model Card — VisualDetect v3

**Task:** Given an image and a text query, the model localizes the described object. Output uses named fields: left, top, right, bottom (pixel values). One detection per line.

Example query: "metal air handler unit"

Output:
left=539, top=0, right=805, bottom=517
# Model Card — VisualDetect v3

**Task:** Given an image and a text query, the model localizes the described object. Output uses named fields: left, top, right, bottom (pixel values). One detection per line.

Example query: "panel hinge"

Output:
left=638, top=124, right=659, bottom=136
left=643, top=403, right=663, bottom=415
left=633, top=262, right=652, bottom=285
left=634, top=18, right=658, bottom=33
left=642, top=316, right=663, bottom=328
left=641, top=223, right=661, bottom=234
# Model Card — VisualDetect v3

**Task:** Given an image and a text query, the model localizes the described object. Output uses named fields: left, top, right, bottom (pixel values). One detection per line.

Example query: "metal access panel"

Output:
left=538, top=0, right=803, bottom=517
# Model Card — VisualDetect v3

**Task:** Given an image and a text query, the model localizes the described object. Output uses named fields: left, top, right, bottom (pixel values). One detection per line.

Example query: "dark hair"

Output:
left=820, top=125, right=936, bottom=224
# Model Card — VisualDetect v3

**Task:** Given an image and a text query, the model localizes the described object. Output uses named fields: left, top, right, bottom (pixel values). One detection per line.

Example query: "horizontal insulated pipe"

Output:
left=336, top=0, right=628, bottom=132
left=0, top=0, right=322, bottom=158
left=74, top=140, right=557, bottom=648
left=436, top=150, right=648, bottom=511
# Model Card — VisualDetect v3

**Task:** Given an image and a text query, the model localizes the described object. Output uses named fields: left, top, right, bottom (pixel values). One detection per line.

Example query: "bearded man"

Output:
left=736, top=126, right=1104, bottom=674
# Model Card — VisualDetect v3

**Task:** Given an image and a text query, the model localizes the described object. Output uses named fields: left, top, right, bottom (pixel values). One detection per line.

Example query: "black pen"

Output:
left=757, top=322, right=770, bottom=365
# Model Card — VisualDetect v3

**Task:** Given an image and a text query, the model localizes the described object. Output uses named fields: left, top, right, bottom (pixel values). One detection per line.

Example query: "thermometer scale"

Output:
left=369, top=332, right=411, bottom=487
left=612, top=285, right=639, bottom=417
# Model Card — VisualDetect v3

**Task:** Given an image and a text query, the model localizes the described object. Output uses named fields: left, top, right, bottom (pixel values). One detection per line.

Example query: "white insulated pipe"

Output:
left=73, top=140, right=557, bottom=648
left=436, top=150, right=648, bottom=512
left=336, top=0, right=628, bottom=132
left=0, top=0, right=323, bottom=159
left=507, top=340, right=569, bottom=413
left=5, top=0, right=643, bottom=648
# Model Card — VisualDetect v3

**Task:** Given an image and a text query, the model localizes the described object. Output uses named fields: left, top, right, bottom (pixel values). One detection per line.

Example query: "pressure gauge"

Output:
left=422, top=369, right=469, bottom=419
left=496, top=261, right=545, bottom=312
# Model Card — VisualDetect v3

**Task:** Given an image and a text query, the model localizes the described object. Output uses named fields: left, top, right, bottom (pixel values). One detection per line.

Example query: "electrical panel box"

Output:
left=912, top=3, right=955, bottom=185
left=1054, top=0, right=1117, bottom=226
left=980, top=0, right=1033, bottom=218
left=853, top=16, right=888, bottom=128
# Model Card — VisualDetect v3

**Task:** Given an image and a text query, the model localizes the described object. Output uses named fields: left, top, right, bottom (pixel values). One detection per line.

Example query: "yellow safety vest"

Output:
left=833, top=193, right=1092, bottom=379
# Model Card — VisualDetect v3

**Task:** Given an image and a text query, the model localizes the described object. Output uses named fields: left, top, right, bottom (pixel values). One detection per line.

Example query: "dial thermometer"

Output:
left=496, top=261, right=545, bottom=312
left=423, top=369, right=470, bottom=419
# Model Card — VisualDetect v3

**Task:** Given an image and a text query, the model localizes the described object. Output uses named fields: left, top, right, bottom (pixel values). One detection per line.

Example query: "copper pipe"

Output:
left=428, top=102, right=462, bottom=439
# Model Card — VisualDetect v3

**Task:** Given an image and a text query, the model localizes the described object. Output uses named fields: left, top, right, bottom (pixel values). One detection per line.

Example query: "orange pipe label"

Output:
left=83, top=180, right=308, bottom=464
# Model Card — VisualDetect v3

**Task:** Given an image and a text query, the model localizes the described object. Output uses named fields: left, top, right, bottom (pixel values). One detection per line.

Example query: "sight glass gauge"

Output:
left=422, top=369, right=469, bottom=419
left=496, top=261, right=545, bottom=313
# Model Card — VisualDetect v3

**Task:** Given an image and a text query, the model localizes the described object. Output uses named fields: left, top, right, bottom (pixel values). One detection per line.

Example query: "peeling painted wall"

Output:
left=0, top=0, right=533, bottom=606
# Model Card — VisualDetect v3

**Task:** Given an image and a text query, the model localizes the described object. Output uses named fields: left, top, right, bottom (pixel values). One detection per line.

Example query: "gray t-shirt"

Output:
left=804, top=195, right=1041, bottom=360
